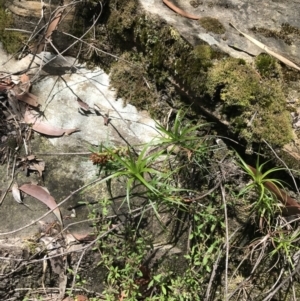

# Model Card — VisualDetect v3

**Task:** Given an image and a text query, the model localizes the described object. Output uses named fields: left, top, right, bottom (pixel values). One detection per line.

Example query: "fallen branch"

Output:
left=162, top=0, right=200, bottom=20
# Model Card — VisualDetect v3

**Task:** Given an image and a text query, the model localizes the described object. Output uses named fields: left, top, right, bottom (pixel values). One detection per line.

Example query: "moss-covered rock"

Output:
left=207, top=58, right=259, bottom=107
left=0, top=1, right=25, bottom=54
left=73, top=0, right=293, bottom=148
left=106, top=0, right=138, bottom=46
left=110, top=51, right=157, bottom=111
left=206, top=58, right=293, bottom=146
left=198, top=17, right=226, bottom=34
left=255, top=53, right=282, bottom=79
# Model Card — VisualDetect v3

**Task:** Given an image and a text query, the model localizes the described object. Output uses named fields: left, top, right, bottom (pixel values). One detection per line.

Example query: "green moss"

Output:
left=206, top=58, right=259, bottom=107
left=110, top=52, right=157, bottom=112
left=206, top=58, right=293, bottom=146
left=0, top=5, right=25, bottom=54
left=92, top=1, right=292, bottom=147
left=252, top=109, right=292, bottom=146
left=174, top=44, right=212, bottom=96
left=106, top=0, right=138, bottom=46
left=255, top=53, right=282, bottom=79
left=198, top=17, right=226, bottom=34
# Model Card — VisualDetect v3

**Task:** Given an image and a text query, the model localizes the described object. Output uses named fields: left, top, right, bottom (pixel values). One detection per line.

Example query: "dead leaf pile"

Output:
left=17, top=154, right=45, bottom=177
left=0, top=70, right=79, bottom=166
left=0, top=73, right=38, bottom=164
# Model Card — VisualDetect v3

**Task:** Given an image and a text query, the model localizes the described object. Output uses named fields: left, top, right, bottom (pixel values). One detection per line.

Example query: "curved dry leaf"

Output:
left=26, top=155, right=36, bottom=161
left=230, top=23, right=300, bottom=71
left=70, top=232, right=96, bottom=242
left=20, top=74, right=30, bottom=84
left=24, top=109, right=79, bottom=136
left=77, top=97, right=90, bottom=111
left=163, top=0, right=200, bottom=20
left=14, top=89, right=39, bottom=107
left=12, top=183, right=22, bottom=204
left=19, top=184, right=63, bottom=225
left=29, top=162, right=45, bottom=177
left=35, top=7, right=65, bottom=54
left=0, top=82, right=14, bottom=92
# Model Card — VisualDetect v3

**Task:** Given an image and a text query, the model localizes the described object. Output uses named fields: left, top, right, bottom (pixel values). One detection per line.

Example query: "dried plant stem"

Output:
left=4, top=28, right=32, bottom=34
left=35, top=152, right=91, bottom=155
left=205, top=248, right=222, bottom=301
left=262, top=260, right=300, bottom=301
left=221, top=184, right=229, bottom=301
left=0, top=155, right=17, bottom=205
left=205, top=227, right=240, bottom=301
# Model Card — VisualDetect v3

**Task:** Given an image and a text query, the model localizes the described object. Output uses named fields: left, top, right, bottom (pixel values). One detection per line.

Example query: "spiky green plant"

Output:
left=154, top=109, right=210, bottom=154
left=236, top=152, right=286, bottom=228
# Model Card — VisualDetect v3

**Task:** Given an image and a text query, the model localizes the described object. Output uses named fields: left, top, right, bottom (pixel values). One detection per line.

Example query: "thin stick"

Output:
left=35, top=152, right=91, bottom=155
left=205, top=248, right=222, bottom=301
left=262, top=260, right=300, bottom=301
left=23, top=138, right=28, bottom=155
left=4, top=28, right=32, bottom=34
left=0, top=155, right=17, bottom=205
left=221, top=184, right=229, bottom=301
left=205, top=228, right=240, bottom=301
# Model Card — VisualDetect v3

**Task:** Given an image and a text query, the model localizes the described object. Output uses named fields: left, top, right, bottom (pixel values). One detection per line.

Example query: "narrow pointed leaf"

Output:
left=24, top=109, right=79, bottom=136
left=19, top=184, right=63, bottom=225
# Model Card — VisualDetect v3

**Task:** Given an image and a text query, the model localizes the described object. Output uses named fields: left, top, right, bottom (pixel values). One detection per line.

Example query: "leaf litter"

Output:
left=16, top=154, right=45, bottom=177
left=0, top=70, right=76, bottom=229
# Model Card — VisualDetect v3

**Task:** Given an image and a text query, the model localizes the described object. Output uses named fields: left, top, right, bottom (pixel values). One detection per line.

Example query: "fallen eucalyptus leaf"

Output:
left=34, top=7, right=65, bottom=54
left=26, top=154, right=36, bottom=161
left=11, top=183, right=32, bottom=210
left=29, top=162, right=45, bottom=177
left=19, top=184, right=63, bottom=225
left=12, top=88, right=39, bottom=107
left=163, top=0, right=200, bottom=19
left=24, top=109, right=79, bottom=136
left=76, top=97, right=90, bottom=111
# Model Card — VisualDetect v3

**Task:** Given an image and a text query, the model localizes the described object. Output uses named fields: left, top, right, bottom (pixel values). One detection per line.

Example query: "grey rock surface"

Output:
left=0, top=49, right=158, bottom=240
left=140, top=0, right=300, bottom=65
